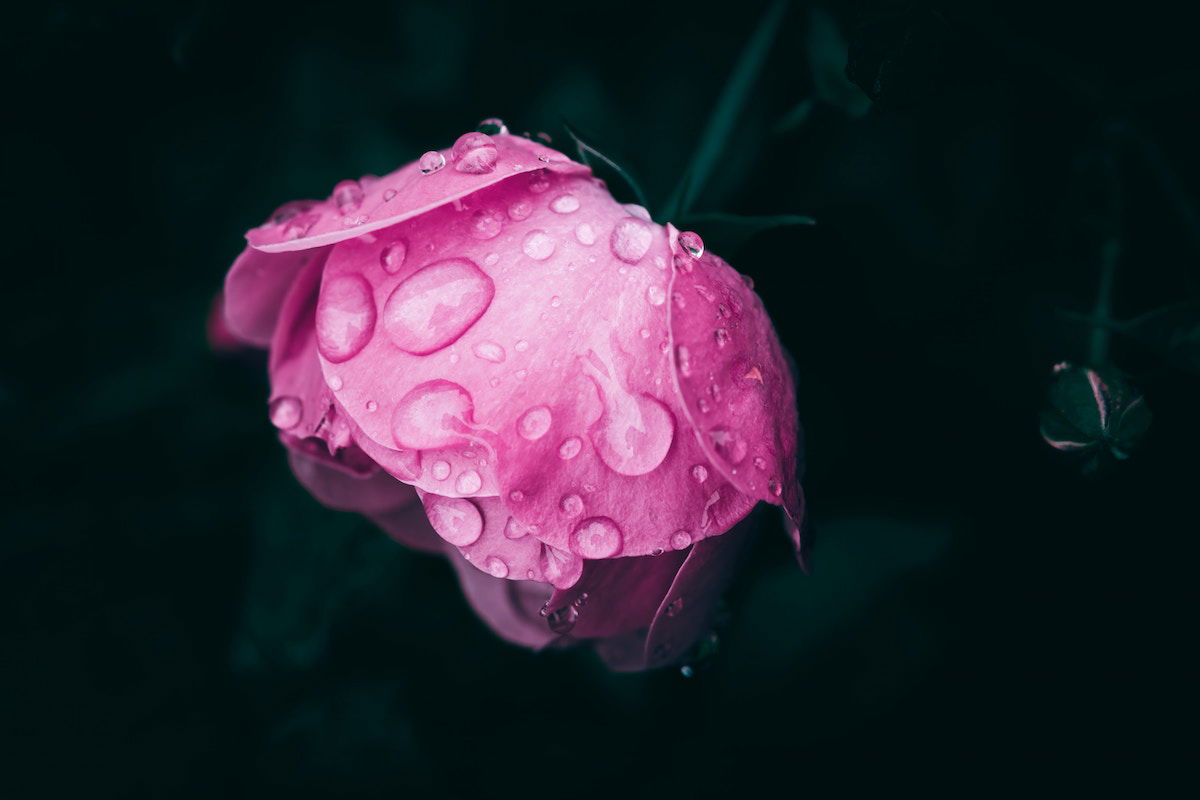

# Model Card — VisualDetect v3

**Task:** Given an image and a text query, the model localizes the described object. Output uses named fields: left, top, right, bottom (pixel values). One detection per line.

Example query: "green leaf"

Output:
left=662, top=0, right=790, bottom=221
left=676, top=212, right=815, bottom=254
left=561, top=120, right=650, bottom=212
left=1118, top=300, right=1200, bottom=373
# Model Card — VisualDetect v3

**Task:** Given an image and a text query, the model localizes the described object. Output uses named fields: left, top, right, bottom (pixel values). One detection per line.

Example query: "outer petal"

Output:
left=443, top=548, right=557, bottom=650
left=416, top=490, right=584, bottom=590
left=319, top=169, right=754, bottom=556
left=288, top=449, right=419, bottom=516
left=543, top=550, right=688, bottom=640
left=247, top=134, right=589, bottom=254
left=224, top=240, right=330, bottom=348
left=665, top=225, right=804, bottom=543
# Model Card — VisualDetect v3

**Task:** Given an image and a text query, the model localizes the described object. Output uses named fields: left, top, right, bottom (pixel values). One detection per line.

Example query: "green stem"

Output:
left=1089, top=238, right=1120, bottom=366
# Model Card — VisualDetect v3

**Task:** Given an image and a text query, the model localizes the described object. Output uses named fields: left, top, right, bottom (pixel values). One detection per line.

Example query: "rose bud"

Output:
left=1039, top=362, right=1151, bottom=465
left=218, top=129, right=805, bottom=669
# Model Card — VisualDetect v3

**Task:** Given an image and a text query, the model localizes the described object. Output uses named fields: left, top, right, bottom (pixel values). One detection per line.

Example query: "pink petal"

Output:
left=206, top=291, right=249, bottom=352
left=224, top=241, right=330, bottom=348
left=544, top=548, right=689, bottom=639
left=368, top=501, right=445, bottom=555
left=443, top=545, right=557, bottom=650
left=417, top=490, right=584, bottom=590
left=664, top=224, right=804, bottom=543
left=288, top=448, right=419, bottom=516
left=246, top=134, right=589, bottom=254
left=318, top=168, right=755, bottom=555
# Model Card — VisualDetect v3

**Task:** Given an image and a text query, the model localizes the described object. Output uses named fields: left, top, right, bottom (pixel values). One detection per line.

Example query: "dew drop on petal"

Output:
left=647, top=285, right=666, bottom=306
left=666, top=597, right=685, bottom=617
left=476, top=117, right=509, bottom=135
left=528, top=170, right=551, bottom=193
left=569, top=517, right=623, bottom=558
left=484, top=556, right=510, bottom=578
left=546, top=603, right=578, bottom=634
left=332, top=179, right=364, bottom=215
left=678, top=230, right=704, bottom=258
left=768, top=477, right=782, bottom=497
left=316, top=274, right=376, bottom=363
left=514, top=339, right=529, bottom=352
left=670, top=530, right=692, bottom=550
left=451, top=132, right=498, bottom=174
left=754, top=456, right=767, bottom=470
left=503, top=517, right=528, bottom=539
left=425, top=496, right=483, bottom=546
left=382, top=188, right=397, bottom=201
left=455, top=469, right=482, bottom=495
left=516, top=405, right=553, bottom=441
left=365, top=400, right=378, bottom=412
left=418, top=151, right=446, bottom=174
left=558, top=437, right=582, bottom=460
left=508, top=200, right=532, bottom=221
left=675, top=345, right=692, bottom=377
left=610, top=218, right=654, bottom=264
left=391, top=380, right=476, bottom=450
left=550, top=194, right=580, bottom=214
left=574, top=222, right=596, bottom=245
left=380, top=240, right=408, bottom=274
left=559, top=494, right=584, bottom=517
left=691, top=464, right=708, bottom=483
left=709, top=427, right=748, bottom=465
left=431, top=460, right=451, bottom=481
left=382, top=258, right=494, bottom=355
left=268, top=396, right=302, bottom=430
left=522, top=230, right=556, bottom=261
left=468, top=208, right=504, bottom=240
left=327, top=375, right=343, bottom=391
left=589, top=392, right=674, bottom=476
left=472, top=340, right=506, bottom=363
left=550, top=296, right=561, bottom=307
left=714, top=328, right=729, bottom=348
left=509, top=489, right=525, bottom=503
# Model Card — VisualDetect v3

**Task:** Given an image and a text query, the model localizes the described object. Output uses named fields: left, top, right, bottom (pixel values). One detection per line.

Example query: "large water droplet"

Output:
left=451, top=132, right=498, bottom=174
left=418, top=151, right=446, bottom=174
left=472, top=340, right=506, bottom=363
left=569, top=517, right=623, bottom=558
left=316, top=274, right=376, bottom=363
left=455, top=469, right=482, bottom=494
left=550, top=194, right=580, bottom=214
left=522, top=230, right=556, bottom=261
left=425, top=496, right=483, bottom=546
left=590, top=392, right=675, bottom=476
left=558, top=437, right=582, bottom=460
left=431, top=460, right=451, bottom=481
left=468, top=208, right=504, bottom=240
left=610, top=218, right=654, bottom=264
left=484, top=556, right=510, bottom=578
left=559, top=494, right=584, bottom=517
left=476, top=117, right=509, bottom=135
left=382, top=258, right=494, bottom=355
left=332, top=179, right=364, bottom=215
left=709, top=427, right=748, bottom=465
left=574, top=222, right=596, bottom=245
left=678, top=230, right=704, bottom=259
left=390, top=380, right=476, bottom=450
left=268, top=396, right=302, bottom=430
left=380, top=240, right=408, bottom=274
left=517, top=406, right=552, bottom=440
left=670, top=530, right=692, bottom=550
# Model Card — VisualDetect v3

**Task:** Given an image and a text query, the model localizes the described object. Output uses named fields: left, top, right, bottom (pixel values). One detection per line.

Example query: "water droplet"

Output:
left=666, top=597, right=685, bottom=617
left=558, top=437, right=582, bottom=460
left=503, top=517, right=528, bottom=539
left=430, top=460, right=451, bottom=480
left=550, top=295, right=561, bottom=308
left=550, top=194, right=580, bottom=214
left=390, top=380, right=476, bottom=450
left=622, top=204, right=652, bottom=221
left=753, top=456, right=767, bottom=470
left=691, top=464, right=708, bottom=483
left=678, top=230, right=704, bottom=258
left=675, top=345, right=692, bottom=377
left=454, top=470, right=482, bottom=494
left=316, top=274, right=376, bottom=363
left=574, top=222, right=596, bottom=245
left=694, top=284, right=716, bottom=303
left=527, top=170, right=551, bottom=193
left=717, top=303, right=731, bottom=319
left=559, top=494, right=584, bottom=517
left=743, top=366, right=764, bottom=384
left=472, top=340, right=506, bottom=363
left=670, top=530, right=692, bottom=550
left=645, top=285, right=667, bottom=306
left=451, top=132, right=498, bottom=174
left=714, top=328, right=729, bottom=348
left=332, top=179, right=364, bottom=215
left=741, top=273, right=755, bottom=290
left=709, top=427, right=748, bottom=465
left=468, top=208, right=504, bottom=240
left=489, top=377, right=501, bottom=388
left=697, top=397, right=711, bottom=413
left=484, top=555, right=510, bottom=578
left=651, top=547, right=664, bottom=556
left=268, top=396, right=302, bottom=430
left=425, top=495, right=483, bottom=546
left=672, top=292, right=687, bottom=310
left=379, top=240, right=408, bottom=274
left=509, top=489, right=525, bottom=503
left=545, top=603, right=578, bottom=634
left=327, top=375, right=343, bottom=391
left=610, top=218, right=654, bottom=264
left=382, top=258, right=495, bottom=355
left=476, top=117, right=509, bottom=135
left=483, top=253, right=500, bottom=267
left=508, top=200, right=532, bottom=220
left=522, top=230, right=556, bottom=261
left=516, top=406, right=552, bottom=441
left=569, top=517, right=623, bottom=558
left=590, top=391, right=675, bottom=476
left=281, top=212, right=318, bottom=240
left=382, top=188, right=397, bottom=201
left=768, top=477, right=782, bottom=497
left=673, top=253, right=694, bottom=274
left=365, top=400, right=378, bottom=412
left=418, top=151, right=446, bottom=174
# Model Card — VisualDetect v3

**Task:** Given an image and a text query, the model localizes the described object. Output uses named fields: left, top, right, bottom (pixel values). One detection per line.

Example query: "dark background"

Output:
left=4, top=1, right=1198, bottom=796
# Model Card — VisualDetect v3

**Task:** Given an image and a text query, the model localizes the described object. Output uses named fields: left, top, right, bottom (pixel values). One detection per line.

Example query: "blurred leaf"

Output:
left=562, top=120, right=650, bottom=211
left=805, top=7, right=871, bottom=117
left=676, top=212, right=815, bottom=254
left=662, top=0, right=789, bottom=220
left=1119, top=300, right=1200, bottom=373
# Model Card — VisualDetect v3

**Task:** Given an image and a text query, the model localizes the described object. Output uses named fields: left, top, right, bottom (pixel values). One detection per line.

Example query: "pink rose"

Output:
left=219, top=129, right=805, bottom=670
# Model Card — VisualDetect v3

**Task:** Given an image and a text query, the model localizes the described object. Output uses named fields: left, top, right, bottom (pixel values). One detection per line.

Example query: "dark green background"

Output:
left=5, top=1, right=1198, bottom=796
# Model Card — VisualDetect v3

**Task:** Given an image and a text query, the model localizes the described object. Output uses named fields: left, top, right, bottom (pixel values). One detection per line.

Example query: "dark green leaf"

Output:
left=1119, top=300, right=1200, bottom=373
left=561, top=120, right=650, bottom=211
